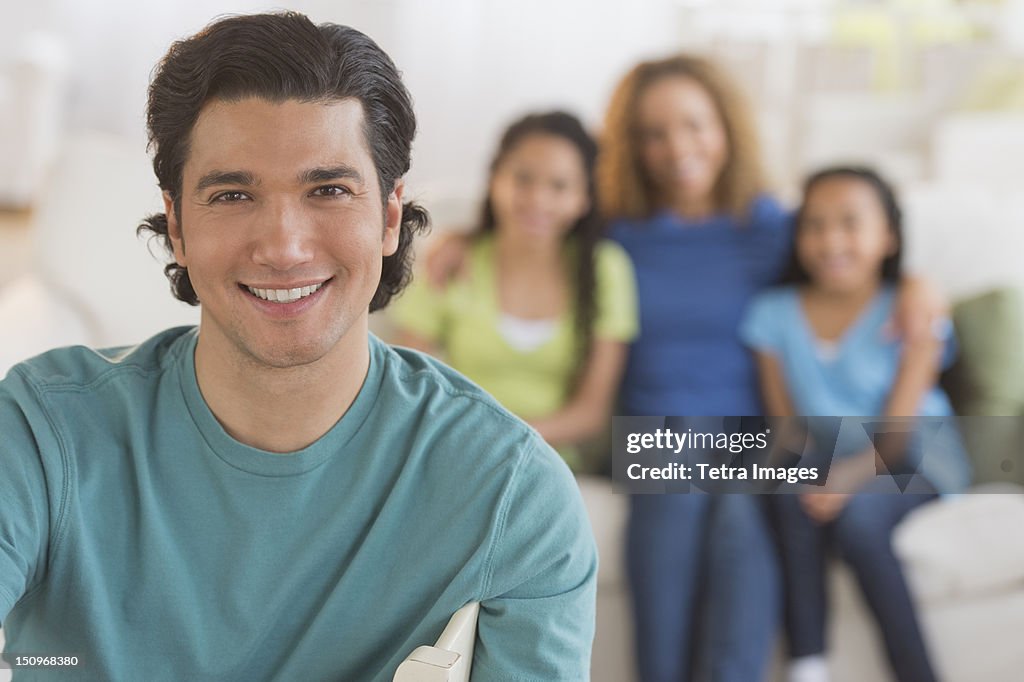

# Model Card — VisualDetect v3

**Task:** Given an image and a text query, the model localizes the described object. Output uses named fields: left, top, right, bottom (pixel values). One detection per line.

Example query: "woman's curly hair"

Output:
left=137, top=11, right=428, bottom=311
left=597, top=54, right=766, bottom=221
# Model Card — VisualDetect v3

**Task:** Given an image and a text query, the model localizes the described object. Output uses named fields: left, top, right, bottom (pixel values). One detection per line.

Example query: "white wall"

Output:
left=3, top=0, right=1021, bottom=225
left=2, top=0, right=690, bottom=226
left=387, top=0, right=685, bottom=222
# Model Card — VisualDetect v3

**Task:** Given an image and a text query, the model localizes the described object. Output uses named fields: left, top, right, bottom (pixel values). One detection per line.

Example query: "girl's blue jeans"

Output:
left=767, top=480, right=939, bottom=682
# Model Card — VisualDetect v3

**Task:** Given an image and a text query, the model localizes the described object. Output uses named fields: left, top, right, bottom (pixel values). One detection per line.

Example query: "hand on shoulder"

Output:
left=424, top=232, right=472, bottom=289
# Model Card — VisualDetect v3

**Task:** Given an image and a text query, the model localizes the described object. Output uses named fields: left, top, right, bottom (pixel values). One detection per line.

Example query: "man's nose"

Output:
left=251, top=199, right=315, bottom=270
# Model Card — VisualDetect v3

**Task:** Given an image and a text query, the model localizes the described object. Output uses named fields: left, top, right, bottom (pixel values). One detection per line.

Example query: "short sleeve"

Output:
left=0, top=369, right=55, bottom=625
left=739, top=289, right=790, bottom=354
left=593, top=240, right=639, bottom=342
left=473, top=439, right=597, bottom=681
left=388, top=267, right=448, bottom=344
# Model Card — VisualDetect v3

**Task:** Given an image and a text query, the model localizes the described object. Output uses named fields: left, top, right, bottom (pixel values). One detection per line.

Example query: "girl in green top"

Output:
left=391, top=111, right=638, bottom=471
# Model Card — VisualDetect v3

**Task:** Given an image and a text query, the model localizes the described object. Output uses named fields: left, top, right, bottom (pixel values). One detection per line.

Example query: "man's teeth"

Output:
left=246, top=282, right=325, bottom=303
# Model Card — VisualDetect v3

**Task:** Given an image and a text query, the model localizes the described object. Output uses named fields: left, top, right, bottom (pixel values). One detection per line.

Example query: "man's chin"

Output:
left=223, top=330, right=336, bottom=370
left=245, top=343, right=333, bottom=370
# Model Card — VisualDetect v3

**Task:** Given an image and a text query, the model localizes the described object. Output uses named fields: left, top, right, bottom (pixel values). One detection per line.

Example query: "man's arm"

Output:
left=472, top=439, right=597, bottom=681
left=0, top=369, right=54, bottom=625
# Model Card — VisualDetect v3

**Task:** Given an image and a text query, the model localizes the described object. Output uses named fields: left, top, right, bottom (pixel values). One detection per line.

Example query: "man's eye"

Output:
left=212, top=191, right=250, bottom=203
left=311, top=185, right=351, bottom=197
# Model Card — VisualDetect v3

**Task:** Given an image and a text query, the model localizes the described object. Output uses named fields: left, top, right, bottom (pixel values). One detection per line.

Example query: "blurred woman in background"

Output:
left=599, top=54, right=786, bottom=682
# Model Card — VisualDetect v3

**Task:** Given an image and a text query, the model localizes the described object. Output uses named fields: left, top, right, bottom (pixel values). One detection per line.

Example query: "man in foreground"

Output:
left=0, top=12, right=596, bottom=680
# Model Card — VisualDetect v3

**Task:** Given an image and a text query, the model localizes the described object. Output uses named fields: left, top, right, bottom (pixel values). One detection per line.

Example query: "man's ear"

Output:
left=383, top=180, right=404, bottom=258
left=163, top=191, right=187, bottom=267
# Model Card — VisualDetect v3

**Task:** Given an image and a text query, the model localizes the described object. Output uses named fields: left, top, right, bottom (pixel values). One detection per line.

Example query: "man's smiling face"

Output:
left=165, top=97, right=402, bottom=370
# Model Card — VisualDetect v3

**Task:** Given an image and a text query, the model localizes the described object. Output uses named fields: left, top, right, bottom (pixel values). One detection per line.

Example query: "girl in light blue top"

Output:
left=740, top=167, right=969, bottom=682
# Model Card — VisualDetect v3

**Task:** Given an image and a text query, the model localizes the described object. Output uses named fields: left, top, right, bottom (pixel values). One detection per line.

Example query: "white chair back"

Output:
left=393, top=602, right=479, bottom=682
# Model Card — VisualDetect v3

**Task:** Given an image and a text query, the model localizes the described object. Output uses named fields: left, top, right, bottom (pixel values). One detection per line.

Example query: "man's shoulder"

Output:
left=376, top=338, right=526, bottom=427
left=370, top=340, right=591, bottom=556
left=371, top=337, right=567, bottom=469
left=4, top=326, right=194, bottom=397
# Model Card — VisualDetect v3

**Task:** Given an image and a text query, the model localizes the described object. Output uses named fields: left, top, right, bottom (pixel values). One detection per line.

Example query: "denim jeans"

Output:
left=768, top=479, right=939, bottom=682
left=627, top=493, right=780, bottom=682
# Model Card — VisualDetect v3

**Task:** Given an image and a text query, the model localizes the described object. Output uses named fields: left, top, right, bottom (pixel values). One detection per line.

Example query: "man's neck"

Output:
left=193, top=322, right=371, bottom=453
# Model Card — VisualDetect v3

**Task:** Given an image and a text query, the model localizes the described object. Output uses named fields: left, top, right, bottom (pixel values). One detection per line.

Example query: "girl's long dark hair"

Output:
left=780, top=165, right=904, bottom=285
left=474, top=111, right=604, bottom=379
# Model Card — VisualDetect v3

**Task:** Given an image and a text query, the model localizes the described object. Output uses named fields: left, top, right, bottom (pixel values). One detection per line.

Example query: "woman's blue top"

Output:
left=608, top=195, right=792, bottom=416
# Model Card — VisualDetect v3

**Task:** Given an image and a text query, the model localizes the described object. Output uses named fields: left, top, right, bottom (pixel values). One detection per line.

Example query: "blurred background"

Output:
left=2, top=1, right=1024, bottom=680
left=2, top=0, right=1024, bottom=370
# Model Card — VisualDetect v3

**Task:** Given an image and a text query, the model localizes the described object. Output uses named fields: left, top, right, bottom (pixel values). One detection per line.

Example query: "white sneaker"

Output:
left=788, top=654, right=830, bottom=682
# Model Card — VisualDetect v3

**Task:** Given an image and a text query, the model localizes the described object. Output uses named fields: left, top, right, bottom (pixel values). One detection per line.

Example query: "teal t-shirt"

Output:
left=0, top=327, right=596, bottom=681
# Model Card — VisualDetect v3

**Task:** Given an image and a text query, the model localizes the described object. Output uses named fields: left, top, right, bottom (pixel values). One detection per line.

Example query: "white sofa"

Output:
left=579, top=477, right=1024, bottom=682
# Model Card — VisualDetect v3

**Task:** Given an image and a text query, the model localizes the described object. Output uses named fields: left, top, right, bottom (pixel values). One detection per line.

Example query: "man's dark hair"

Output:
left=138, top=11, right=429, bottom=311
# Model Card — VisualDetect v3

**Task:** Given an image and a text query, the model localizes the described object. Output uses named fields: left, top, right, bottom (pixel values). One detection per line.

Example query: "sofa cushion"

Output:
left=894, top=484, right=1024, bottom=604
left=944, top=287, right=1024, bottom=417
left=942, top=288, right=1024, bottom=484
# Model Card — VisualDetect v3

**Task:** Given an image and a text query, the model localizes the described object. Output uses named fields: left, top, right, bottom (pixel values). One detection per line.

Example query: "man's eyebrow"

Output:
left=299, top=165, right=365, bottom=186
left=194, top=170, right=259, bottom=194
